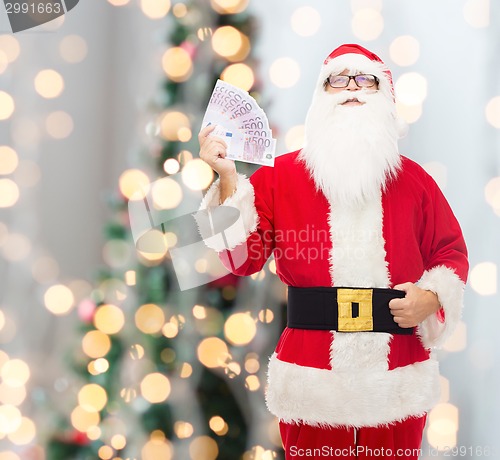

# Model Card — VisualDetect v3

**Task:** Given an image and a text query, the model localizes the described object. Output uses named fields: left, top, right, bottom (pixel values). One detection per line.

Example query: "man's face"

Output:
left=325, top=69, right=379, bottom=107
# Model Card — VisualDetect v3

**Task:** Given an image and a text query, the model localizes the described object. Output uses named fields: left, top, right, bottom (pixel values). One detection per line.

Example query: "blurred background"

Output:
left=0, top=0, right=499, bottom=459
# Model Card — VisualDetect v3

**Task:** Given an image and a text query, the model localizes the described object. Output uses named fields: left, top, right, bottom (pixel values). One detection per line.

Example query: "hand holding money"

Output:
left=201, top=80, right=276, bottom=167
left=199, top=125, right=236, bottom=177
left=199, top=125, right=238, bottom=203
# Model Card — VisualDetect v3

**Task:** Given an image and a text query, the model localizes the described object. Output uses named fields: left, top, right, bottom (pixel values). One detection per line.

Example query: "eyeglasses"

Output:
left=326, top=74, right=379, bottom=88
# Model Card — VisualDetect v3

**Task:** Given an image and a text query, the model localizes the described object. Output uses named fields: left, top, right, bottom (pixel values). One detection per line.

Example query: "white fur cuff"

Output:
left=416, top=265, right=465, bottom=349
left=266, top=353, right=440, bottom=428
left=197, top=173, right=258, bottom=252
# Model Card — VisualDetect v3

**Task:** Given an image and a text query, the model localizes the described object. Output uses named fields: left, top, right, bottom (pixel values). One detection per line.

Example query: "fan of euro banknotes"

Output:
left=202, top=80, right=277, bottom=167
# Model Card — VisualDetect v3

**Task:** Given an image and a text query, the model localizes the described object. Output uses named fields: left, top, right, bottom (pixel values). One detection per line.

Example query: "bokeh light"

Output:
left=389, top=35, right=420, bottom=66
left=212, top=26, right=250, bottom=62
left=151, top=177, right=183, bottom=210
left=181, top=158, right=214, bottom=191
left=34, top=69, right=64, bottom=99
left=0, top=405, right=22, bottom=434
left=141, top=437, right=173, bottom=460
left=258, top=308, right=274, bottom=323
left=484, top=176, right=500, bottom=211
left=0, top=179, right=19, bottom=208
left=119, top=168, right=150, bottom=200
left=211, top=0, right=248, bottom=14
left=140, top=0, right=171, bottom=19
left=70, top=405, right=100, bottom=433
left=59, top=35, right=88, bottom=63
left=82, top=330, right=112, bottom=358
left=97, top=446, right=113, bottom=459
left=1, top=359, right=30, bottom=387
left=197, top=337, right=229, bottom=368
left=163, top=158, right=180, bottom=175
left=485, top=96, right=500, bottom=129
left=136, top=229, right=168, bottom=262
left=245, top=375, right=260, bottom=391
left=351, top=8, right=384, bottom=41
left=174, top=421, right=194, bottom=439
left=140, top=373, right=171, bottom=403
left=395, top=101, right=423, bottom=124
left=107, top=0, right=130, bottom=5
left=290, top=6, right=321, bottom=37
left=439, top=376, right=450, bottom=403
left=0, top=50, right=7, bottom=74
left=94, top=304, right=125, bottom=335
left=173, top=3, right=188, bottom=17
left=395, top=72, right=428, bottom=106
left=161, top=47, right=193, bottom=82
left=221, top=63, right=254, bottom=92
left=0, top=146, right=18, bottom=174
left=224, top=313, right=257, bottom=345
left=179, top=362, right=192, bottom=378
left=443, top=321, right=467, bottom=352
left=0, top=35, right=21, bottom=63
left=245, top=354, right=260, bottom=373
left=78, top=384, right=108, bottom=412
left=44, top=284, right=75, bottom=315
left=350, top=0, right=383, bottom=12
left=469, top=262, right=497, bottom=296
left=189, top=436, right=219, bottom=460
left=135, top=304, right=165, bottom=334
left=209, top=416, right=228, bottom=435
left=7, top=416, right=36, bottom=445
left=285, top=125, right=305, bottom=151
left=269, top=57, right=300, bottom=88
left=111, top=434, right=127, bottom=450
left=46, top=111, right=74, bottom=139
left=0, top=383, right=27, bottom=406
left=159, top=110, right=191, bottom=141
left=0, top=91, right=15, bottom=120
left=2, top=233, right=31, bottom=262
left=427, top=403, right=459, bottom=449
left=463, top=0, right=490, bottom=28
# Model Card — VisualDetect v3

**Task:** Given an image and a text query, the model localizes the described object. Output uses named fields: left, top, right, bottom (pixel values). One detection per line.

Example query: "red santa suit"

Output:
left=199, top=45, right=468, bottom=459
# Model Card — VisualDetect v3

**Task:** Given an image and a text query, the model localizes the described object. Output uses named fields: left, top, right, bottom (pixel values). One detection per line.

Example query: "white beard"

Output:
left=299, top=89, right=401, bottom=207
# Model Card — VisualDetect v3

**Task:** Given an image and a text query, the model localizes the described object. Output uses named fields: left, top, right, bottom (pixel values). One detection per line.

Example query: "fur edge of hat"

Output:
left=318, top=53, right=394, bottom=102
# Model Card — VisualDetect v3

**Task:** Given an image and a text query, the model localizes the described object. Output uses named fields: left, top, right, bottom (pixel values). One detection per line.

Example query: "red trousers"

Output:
left=280, top=416, right=426, bottom=459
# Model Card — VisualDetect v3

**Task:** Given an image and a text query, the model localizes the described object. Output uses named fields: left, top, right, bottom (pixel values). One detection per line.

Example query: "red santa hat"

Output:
left=318, top=43, right=407, bottom=137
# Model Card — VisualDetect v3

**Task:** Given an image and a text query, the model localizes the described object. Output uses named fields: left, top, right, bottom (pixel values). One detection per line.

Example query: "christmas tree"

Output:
left=45, top=1, right=285, bottom=459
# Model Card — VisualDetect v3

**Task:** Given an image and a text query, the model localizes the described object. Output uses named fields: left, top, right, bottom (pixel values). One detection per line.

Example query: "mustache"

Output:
left=326, top=89, right=379, bottom=106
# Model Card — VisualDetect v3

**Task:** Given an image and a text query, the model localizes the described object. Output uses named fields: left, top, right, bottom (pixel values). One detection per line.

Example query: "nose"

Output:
left=346, top=77, right=360, bottom=91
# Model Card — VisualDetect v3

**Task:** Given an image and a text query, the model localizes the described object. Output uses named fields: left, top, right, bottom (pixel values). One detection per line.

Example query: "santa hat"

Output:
left=317, top=43, right=408, bottom=137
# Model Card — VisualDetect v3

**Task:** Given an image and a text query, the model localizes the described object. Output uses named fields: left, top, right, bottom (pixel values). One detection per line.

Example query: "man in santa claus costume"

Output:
left=198, top=44, right=468, bottom=459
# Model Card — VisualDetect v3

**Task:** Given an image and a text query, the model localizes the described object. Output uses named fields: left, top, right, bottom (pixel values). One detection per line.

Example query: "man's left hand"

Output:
left=389, top=282, right=441, bottom=328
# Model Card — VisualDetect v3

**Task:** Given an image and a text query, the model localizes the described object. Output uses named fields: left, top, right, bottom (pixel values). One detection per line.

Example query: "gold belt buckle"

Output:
left=337, top=288, right=374, bottom=332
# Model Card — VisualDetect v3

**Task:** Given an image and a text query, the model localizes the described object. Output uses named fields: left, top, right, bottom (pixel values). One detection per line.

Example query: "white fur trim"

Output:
left=266, top=353, right=440, bottom=428
left=416, top=265, right=465, bottom=349
left=319, top=53, right=393, bottom=103
left=330, top=331, right=390, bottom=371
left=197, top=173, right=258, bottom=252
left=329, top=196, right=391, bottom=288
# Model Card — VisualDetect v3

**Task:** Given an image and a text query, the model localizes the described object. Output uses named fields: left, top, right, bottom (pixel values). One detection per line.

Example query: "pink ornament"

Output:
left=78, top=299, right=96, bottom=323
left=180, top=40, right=197, bottom=59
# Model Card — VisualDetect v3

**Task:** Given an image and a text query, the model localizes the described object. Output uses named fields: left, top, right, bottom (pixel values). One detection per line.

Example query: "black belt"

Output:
left=287, top=286, right=414, bottom=335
